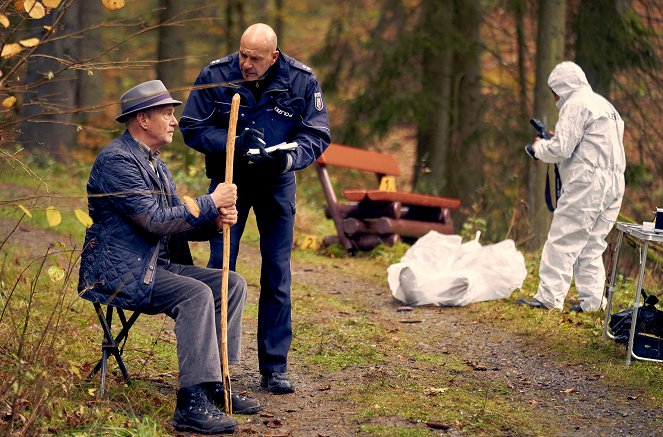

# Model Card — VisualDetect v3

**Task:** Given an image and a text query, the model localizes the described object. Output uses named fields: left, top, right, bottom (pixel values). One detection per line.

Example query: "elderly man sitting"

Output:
left=78, top=80, right=260, bottom=434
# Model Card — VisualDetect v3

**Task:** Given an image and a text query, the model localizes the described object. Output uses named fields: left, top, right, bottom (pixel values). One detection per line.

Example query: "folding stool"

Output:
left=86, top=302, right=141, bottom=396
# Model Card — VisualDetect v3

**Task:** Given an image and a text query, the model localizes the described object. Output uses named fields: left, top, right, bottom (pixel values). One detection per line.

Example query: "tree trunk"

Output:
left=157, top=0, right=187, bottom=101
left=19, top=3, right=80, bottom=163
left=225, top=0, right=245, bottom=54
left=413, top=0, right=453, bottom=197
left=528, top=0, right=566, bottom=250
left=274, top=0, right=284, bottom=44
left=77, top=1, right=103, bottom=123
left=447, top=0, right=483, bottom=209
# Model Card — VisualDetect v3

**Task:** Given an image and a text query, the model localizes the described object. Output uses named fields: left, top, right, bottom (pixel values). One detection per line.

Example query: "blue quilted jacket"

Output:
left=78, top=130, right=220, bottom=310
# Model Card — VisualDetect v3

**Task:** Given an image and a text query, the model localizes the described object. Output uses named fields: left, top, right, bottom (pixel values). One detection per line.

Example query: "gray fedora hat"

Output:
left=116, top=80, right=182, bottom=123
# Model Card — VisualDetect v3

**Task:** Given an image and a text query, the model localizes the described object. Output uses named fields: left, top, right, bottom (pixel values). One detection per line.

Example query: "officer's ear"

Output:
left=271, top=50, right=279, bottom=66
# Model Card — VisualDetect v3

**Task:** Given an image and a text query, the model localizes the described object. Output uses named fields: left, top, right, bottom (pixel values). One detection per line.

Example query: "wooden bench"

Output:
left=315, top=143, right=461, bottom=251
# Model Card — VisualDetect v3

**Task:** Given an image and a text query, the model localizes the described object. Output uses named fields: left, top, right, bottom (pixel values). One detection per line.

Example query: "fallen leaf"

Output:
left=396, top=306, right=413, bottom=312
left=14, top=1, right=25, bottom=13
left=263, top=418, right=283, bottom=428
left=45, top=206, right=61, bottom=227
left=627, top=395, right=638, bottom=400
left=19, top=37, right=40, bottom=47
left=1, top=43, right=23, bottom=58
left=2, top=96, right=17, bottom=108
left=561, top=388, right=576, bottom=393
left=102, top=0, right=125, bottom=10
left=527, top=399, right=539, bottom=405
left=181, top=195, right=200, bottom=217
left=0, top=14, right=9, bottom=28
left=316, top=385, right=331, bottom=391
left=24, top=0, right=46, bottom=19
left=42, top=0, right=61, bottom=7
left=75, top=208, right=93, bottom=228
left=425, top=387, right=449, bottom=396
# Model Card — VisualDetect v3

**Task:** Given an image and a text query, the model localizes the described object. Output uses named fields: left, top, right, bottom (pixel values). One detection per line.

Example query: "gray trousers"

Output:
left=143, top=261, right=247, bottom=388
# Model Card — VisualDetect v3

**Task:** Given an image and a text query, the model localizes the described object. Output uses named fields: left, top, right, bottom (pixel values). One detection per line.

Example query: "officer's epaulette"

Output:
left=209, top=55, right=233, bottom=67
left=289, top=58, right=313, bottom=74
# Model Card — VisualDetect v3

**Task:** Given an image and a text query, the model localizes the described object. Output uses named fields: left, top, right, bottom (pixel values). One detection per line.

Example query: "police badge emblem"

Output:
left=314, top=92, right=324, bottom=111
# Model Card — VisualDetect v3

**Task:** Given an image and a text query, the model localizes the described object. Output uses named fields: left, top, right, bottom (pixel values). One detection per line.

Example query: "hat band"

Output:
left=123, top=93, right=173, bottom=114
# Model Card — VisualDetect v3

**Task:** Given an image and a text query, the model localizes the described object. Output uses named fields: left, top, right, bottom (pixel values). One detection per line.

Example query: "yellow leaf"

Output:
left=102, top=0, right=125, bottom=11
left=45, top=206, right=61, bottom=227
left=69, top=364, right=80, bottom=377
left=43, top=25, right=51, bottom=31
left=181, top=195, right=200, bottom=218
left=18, top=204, right=32, bottom=217
left=42, top=0, right=61, bottom=7
left=2, top=96, right=16, bottom=108
left=47, top=71, right=54, bottom=80
left=47, top=265, right=65, bottom=282
left=19, top=37, right=40, bottom=48
left=1, top=43, right=23, bottom=58
left=75, top=208, right=93, bottom=228
left=0, top=14, right=9, bottom=28
left=24, top=0, right=46, bottom=19
left=87, top=388, right=96, bottom=396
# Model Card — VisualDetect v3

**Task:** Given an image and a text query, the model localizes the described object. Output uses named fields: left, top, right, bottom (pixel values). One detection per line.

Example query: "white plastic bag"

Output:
left=388, top=231, right=527, bottom=306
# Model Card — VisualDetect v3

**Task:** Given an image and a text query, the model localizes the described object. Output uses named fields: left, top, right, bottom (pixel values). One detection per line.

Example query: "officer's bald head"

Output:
left=239, top=23, right=279, bottom=81
left=241, top=23, right=278, bottom=53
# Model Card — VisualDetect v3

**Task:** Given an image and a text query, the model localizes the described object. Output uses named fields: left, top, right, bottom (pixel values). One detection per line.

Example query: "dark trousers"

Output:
left=209, top=173, right=295, bottom=375
left=143, top=260, right=247, bottom=388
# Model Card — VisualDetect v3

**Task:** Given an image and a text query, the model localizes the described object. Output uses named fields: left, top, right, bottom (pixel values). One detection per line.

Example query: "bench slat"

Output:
left=343, top=189, right=461, bottom=209
left=317, top=144, right=401, bottom=176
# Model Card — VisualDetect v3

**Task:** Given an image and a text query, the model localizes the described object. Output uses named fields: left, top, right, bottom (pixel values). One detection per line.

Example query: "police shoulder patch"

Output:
left=289, top=59, right=312, bottom=73
left=209, top=55, right=232, bottom=66
left=314, top=92, right=324, bottom=111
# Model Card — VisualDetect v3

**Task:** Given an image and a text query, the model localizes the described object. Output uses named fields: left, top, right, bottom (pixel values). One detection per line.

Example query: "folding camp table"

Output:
left=603, top=222, right=663, bottom=364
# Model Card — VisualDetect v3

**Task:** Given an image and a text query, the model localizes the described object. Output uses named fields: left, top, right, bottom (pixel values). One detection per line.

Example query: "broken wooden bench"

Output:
left=315, top=143, right=461, bottom=251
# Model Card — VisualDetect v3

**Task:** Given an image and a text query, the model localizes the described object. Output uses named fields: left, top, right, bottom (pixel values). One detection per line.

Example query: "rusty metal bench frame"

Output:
left=315, top=143, right=461, bottom=251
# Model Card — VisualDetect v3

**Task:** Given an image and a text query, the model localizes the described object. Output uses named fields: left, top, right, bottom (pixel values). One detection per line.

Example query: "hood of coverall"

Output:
left=547, top=61, right=592, bottom=109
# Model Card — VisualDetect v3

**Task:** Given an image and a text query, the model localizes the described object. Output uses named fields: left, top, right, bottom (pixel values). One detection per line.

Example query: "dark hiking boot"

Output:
left=172, top=384, right=236, bottom=434
left=515, top=297, right=547, bottom=309
left=569, top=304, right=584, bottom=312
left=260, top=371, right=295, bottom=394
left=206, top=382, right=262, bottom=414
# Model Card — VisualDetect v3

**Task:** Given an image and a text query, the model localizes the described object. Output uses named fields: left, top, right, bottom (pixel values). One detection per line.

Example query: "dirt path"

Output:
left=1, top=217, right=661, bottom=436
left=225, top=242, right=662, bottom=437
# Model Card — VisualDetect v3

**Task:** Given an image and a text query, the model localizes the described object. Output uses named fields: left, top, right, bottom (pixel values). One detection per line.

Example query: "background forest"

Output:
left=1, top=0, right=661, bottom=248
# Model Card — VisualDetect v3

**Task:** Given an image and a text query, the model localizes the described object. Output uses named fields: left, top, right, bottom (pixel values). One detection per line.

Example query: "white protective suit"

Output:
left=533, top=61, right=625, bottom=311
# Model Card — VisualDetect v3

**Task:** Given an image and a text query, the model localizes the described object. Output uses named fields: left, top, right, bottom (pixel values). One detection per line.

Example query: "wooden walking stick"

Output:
left=220, top=93, right=241, bottom=415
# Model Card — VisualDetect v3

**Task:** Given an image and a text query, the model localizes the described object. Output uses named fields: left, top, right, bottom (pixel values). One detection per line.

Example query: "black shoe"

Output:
left=260, top=371, right=295, bottom=394
left=515, top=297, right=547, bottom=309
left=569, top=304, right=584, bottom=312
left=206, top=382, right=262, bottom=414
left=172, top=384, right=237, bottom=434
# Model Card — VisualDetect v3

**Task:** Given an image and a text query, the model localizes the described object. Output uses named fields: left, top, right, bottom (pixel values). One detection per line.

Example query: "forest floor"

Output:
left=1, top=215, right=662, bottom=436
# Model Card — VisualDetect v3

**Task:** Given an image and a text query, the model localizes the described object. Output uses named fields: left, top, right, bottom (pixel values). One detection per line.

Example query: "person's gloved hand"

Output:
left=246, top=146, right=292, bottom=175
left=235, top=128, right=265, bottom=155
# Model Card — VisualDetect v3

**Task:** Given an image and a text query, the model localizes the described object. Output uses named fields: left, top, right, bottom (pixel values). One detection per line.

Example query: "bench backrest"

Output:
left=317, top=143, right=401, bottom=177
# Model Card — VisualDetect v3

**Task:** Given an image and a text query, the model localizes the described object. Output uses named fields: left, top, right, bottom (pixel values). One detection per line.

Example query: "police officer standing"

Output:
left=180, top=23, right=331, bottom=394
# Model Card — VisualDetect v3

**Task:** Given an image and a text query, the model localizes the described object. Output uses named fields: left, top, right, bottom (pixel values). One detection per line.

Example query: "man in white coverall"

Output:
left=517, top=61, right=625, bottom=312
